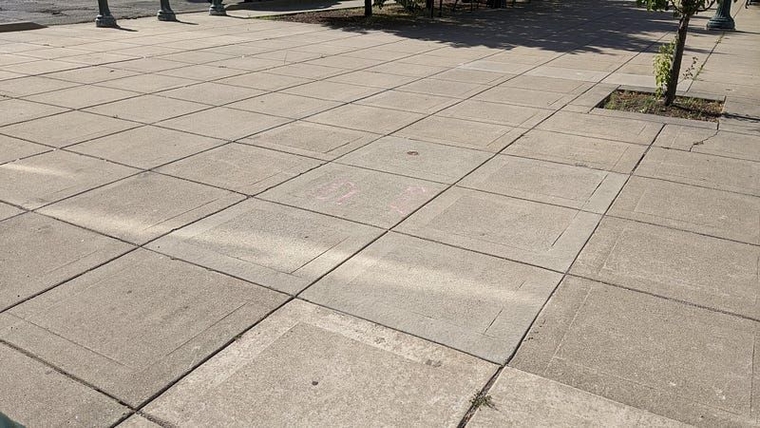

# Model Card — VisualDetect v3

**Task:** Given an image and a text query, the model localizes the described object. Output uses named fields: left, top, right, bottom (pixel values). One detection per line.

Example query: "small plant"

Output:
left=653, top=40, right=675, bottom=99
left=470, top=391, right=496, bottom=410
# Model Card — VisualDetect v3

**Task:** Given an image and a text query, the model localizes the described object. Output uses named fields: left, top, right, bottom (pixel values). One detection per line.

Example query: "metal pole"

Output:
left=707, top=0, right=735, bottom=30
left=96, top=0, right=118, bottom=27
left=158, top=0, right=177, bottom=20
left=209, top=0, right=227, bottom=15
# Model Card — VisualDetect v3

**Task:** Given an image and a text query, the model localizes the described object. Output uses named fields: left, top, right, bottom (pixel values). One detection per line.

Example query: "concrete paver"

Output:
left=0, top=213, right=132, bottom=311
left=148, top=199, right=382, bottom=295
left=1, top=1, right=758, bottom=426
left=511, top=276, right=759, bottom=427
left=38, top=172, right=243, bottom=244
left=142, top=300, right=497, bottom=426
left=0, top=150, right=137, bottom=209
left=395, top=116, right=522, bottom=152
left=336, top=136, right=490, bottom=184
left=70, top=126, right=226, bottom=169
left=504, top=130, right=647, bottom=173
left=571, top=217, right=759, bottom=318
left=459, top=155, right=628, bottom=213
left=241, top=121, right=379, bottom=160
left=0, top=134, right=49, bottom=164
left=469, top=368, right=686, bottom=427
left=609, top=176, right=760, bottom=244
left=260, top=163, right=446, bottom=228
left=0, top=110, right=137, bottom=148
left=0, top=343, right=128, bottom=427
left=157, top=143, right=322, bottom=195
left=0, top=249, right=287, bottom=407
left=396, top=187, right=601, bottom=271
left=635, top=147, right=760, bottom=196
left=303, top=232, right=562, bottom=363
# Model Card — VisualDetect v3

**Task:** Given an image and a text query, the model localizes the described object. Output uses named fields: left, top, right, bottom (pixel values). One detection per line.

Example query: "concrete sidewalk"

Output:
left=0, top=0, right=758, bottom=426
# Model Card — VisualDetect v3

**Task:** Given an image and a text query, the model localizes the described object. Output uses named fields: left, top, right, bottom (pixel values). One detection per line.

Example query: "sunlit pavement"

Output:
left=0, top=2, right=758, bottom=426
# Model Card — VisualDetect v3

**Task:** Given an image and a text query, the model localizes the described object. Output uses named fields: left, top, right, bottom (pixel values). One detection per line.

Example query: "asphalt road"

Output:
left=0, top=0, right=213, bottom=25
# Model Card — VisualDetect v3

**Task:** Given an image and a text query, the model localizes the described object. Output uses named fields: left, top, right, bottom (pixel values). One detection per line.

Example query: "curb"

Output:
left=0, top=21, right=46, bottom=33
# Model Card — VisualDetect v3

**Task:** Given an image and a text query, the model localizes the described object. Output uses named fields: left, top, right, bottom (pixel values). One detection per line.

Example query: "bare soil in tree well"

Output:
left=600, top=90, right=724, bottom=122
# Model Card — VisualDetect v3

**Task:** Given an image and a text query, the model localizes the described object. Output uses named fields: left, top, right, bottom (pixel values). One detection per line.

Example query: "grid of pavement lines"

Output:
left=0, top=1, right=759, bottom=426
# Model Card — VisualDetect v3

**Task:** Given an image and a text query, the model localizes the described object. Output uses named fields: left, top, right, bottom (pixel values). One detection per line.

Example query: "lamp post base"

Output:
left=157, top=10, right=177, bottom=20
left=707, top=15, right=735, bottom=30
left=95, top=14, right=118, bottom=27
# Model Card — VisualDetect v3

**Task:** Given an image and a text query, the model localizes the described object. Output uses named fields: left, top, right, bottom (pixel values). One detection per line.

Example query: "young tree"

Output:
left=638, top=0, right=717, bottom=105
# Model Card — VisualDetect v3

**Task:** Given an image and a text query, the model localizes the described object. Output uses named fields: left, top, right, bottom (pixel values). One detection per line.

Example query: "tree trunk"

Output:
left=665, top=15, right=690, bottom=106
left=365, top=0, right=372, bottom=16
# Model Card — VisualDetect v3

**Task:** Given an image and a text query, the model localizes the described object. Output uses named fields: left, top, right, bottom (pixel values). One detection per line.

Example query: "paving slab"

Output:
left=0, top=75, right=80, bottom=100
left=0, top=151, right=137, bottom=209
left=282, top=80, right=383, bottom=103
left=147, top=199, right=382, bottom=295
left=158, top=82, right=264, bottom=106
left=395, top=116, right=522, bottom=152
left=85, top=95, right=208, bottom=124
left=44, top=66, right=140, bottom=85
left=572, top=217, right=759, bottom=318
left=70, top=126, right=226, bottom=169
left=157, top=64, right=249, bottom=82
left=0, top=249, right=287, bottom=407
left=327, top=70, right=418, bottom=89
left=525, top=66, right=610, bottom=82
left=260, top=163, right=446, bottom=228
left=117, top=415, right=162, bottom=428
left=23, top=85, right=140, bottom=110
left=303, top=232, right=562, bottom=363
left=217, top=71, right=313, bottom=91
left=434, top=68, right=509, bottom=85
left=460, top=60, right=533, bottom=75
left=654, top=124, right=760, bottom=162
left=459, top=155, right=627, bottom=213
left=307, top=104, right=425, bottom=135
left=396, top=187, right=601, bottom=271
left=500, top=75, right=593, bottom=94
left=0, top=343, right=129, bottom=428
left=0, top=134, right=49, bottom=164
left=472, top=86, right=577, bottom=109
left=0, top=110, right=137, bottom=148
left=96, top=74, right=198, bottom=94
left=157, top=143, right=322, bottom=195
left=635, top=147, right=760, bottom=196
left=504, top=130, right=647, bottom=173
left=241, top=121, right=379, bottom=161
left=336, top=135, right=490, bottom=184
left=537, top=111, right=663, bottom=145
left=609, top=176, right=760, bottom=245
left=0, top=201, right=22, bottom=221
left=469, top=368, right=687, bottom=427
left=0, top=99, right=67, bottom=127
left=227, top=92, right=341, bottom=120
left=0, top=213, right=132, bottom=311
left=354, top=90, right=459, bottom=114
left=158, top=107, right=291, bottom=141
left=39, top=172, right=243, bottom=244
left=510, top=276, right=759, bottom=427
left=438, top=100, right=554, bottom=128
left=142, top=300, right=497, bottom=426
left=396, top=78, right=489, bottom=99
